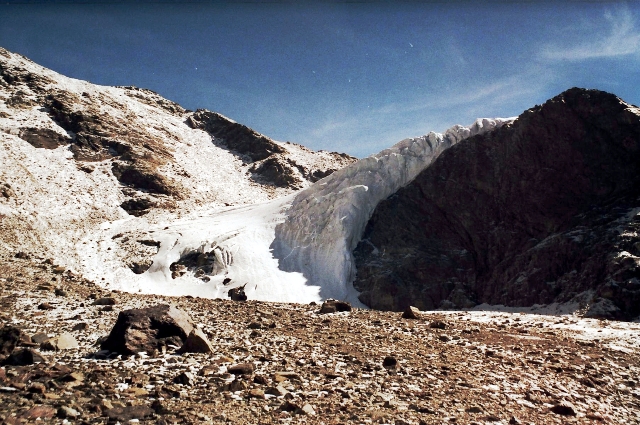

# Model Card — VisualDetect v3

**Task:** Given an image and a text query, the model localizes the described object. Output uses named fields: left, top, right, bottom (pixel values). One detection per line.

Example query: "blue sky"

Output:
left=1, top=1, right=639, bottom=157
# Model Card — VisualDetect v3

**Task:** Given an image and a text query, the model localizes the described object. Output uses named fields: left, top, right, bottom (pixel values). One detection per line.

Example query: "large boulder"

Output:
left=101, top=304, right=194, bottom=355
left=354, top=88, right=640, bottom=319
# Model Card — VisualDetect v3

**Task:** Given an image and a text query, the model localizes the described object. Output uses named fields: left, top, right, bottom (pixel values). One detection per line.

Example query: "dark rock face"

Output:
left=187, top=110, right=286, bottom=162
left=120, top=197, right=156, bottom=217
left=111, top=162, right=175, bottom=196
left=249, top=156, right=303, bottom=188
left=118, top=86, right=186, bottom=116
left=101, top=304, right=194, bottom=355
left=187, top=110, right=356, bottom=189
left=354, top=88, right=640, bottom=319
left=18, top=127, right=71, bottom=149
left=42, top=89, right=183, bottom=201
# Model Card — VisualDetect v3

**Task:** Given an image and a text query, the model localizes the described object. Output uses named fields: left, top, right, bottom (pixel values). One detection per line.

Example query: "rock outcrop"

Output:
left=186, top=110, right=286, bottom=162
left=187, top=109, right=355, bottom=189
left=101, top=304, right=196, bottom=355
left=354, top=88, right=640, bottom=319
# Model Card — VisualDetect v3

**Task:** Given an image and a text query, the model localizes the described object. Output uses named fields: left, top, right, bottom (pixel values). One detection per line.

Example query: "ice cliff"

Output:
left=272, top=118, right=513, bottom=305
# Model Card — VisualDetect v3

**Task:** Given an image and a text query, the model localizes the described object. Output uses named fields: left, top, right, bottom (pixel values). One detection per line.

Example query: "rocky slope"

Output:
left=1, top=252, right=639, bottom=424
left=0, top=47, right=353, bottom=280
left=354, top=88, right=640, bottom=320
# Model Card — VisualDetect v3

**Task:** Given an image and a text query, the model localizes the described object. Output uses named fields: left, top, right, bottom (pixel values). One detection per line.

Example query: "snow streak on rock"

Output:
left=272, top=118, right=513, bottom=305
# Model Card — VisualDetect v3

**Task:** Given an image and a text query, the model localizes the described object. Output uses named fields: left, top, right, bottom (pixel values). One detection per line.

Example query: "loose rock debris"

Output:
left=0, top=254, right=639, bottom=424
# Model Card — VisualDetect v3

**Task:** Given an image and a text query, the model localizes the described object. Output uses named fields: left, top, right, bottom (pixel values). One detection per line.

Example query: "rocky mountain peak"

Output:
left=354, top=87, right=640, bottom=319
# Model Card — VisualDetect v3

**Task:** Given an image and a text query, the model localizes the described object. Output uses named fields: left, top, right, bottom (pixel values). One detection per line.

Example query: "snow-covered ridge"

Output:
left=272, top=117, right=514, bottom=305
left=0, top=47, right=351, bottom=293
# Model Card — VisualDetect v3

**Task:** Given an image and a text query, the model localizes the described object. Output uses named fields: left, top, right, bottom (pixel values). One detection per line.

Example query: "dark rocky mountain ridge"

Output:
left=354, top=88, right=640, bottom=320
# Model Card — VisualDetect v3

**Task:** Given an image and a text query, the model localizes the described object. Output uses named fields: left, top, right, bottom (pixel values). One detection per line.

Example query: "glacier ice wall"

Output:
left=272, top=118, right=514, bottom=305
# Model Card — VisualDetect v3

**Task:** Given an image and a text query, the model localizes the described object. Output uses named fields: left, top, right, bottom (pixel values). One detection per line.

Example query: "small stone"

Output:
left=319, top=299, right=352, bottom=314
left=100, top=399, right=114, bottom=411
left=57, top=406, right=80, bottom=419
left=382, top=356, right=397, bottom=368
left=28, top=382, right=46, bottom=394
left=0, top=326, right=27, bottom=357
left=173, top=371, right=195, bottom=386
left=265, top=385, right=288, bottom=396
left=2, top=348, right=47, bottom=365
left=551, top=401, right=577, bottom=416
left=43, top=392, right=60, bottom=400
left=300, top=404, right=316, bottom=415
left=466, top=406, right=482, bottom=413
left=248, top=388, right=265, bottom=399
left=248, top=322, right=262, bottom=329
left=402, top=306, right=421, bottom=319
left=71, top=322, right=88, bottom=331
left=253, top=375, right=269, bottom=385
left=31, top=332, right=50, bottom=344
left=37, top=303, right=54, bottom=310
left=279, top=400, right=301, bottom=413
left=509, top=416, right=522, bottom=425
left=105, top=406, right=154, bottom=422
left=430, top=320, right=447, bottom=329
left=228, top=286, right=247, bottom=301
left=228, top=363, right=255, bottom=375
left=60, top=372, right=85, bottom=382
left=93, top=297, right=116, bottom=306
left=177, top=328, right=214, bottom=354
left=229, top=380, right=248, bottom=392
left=54, top=288, right=67, bottom=297
left=20, top=406, right=56, bottom=420
left=274, top=371, right=300, bottom=382
left=41, top=332, right=79, bottom=350
left=438, top=334, right=451, bottom=342
left=585, top=413, right=605, bottom=421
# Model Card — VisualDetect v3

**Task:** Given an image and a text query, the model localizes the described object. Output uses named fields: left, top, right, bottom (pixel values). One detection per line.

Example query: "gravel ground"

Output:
left=1, top=253, right=639, bottom=425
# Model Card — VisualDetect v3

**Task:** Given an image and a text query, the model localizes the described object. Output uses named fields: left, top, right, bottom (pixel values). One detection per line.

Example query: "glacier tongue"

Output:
left=272, top=118, right=514, bottom=305
left=82, top=118, right=512, bottom=304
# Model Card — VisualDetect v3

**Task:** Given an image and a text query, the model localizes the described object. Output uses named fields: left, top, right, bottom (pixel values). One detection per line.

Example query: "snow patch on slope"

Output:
left=77, top=195, right=320, bottom=303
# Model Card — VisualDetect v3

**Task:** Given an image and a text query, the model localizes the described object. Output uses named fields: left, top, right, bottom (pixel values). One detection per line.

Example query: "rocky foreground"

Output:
left=0, top=253, right=639, bottom=425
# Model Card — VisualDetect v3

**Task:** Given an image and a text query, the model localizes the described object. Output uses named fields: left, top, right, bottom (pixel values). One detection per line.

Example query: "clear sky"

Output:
left=1, top=1, right=639, bottom=157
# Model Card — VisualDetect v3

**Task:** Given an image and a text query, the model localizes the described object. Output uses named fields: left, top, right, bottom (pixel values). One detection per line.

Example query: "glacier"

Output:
left=271, top=118, right=514, bottom=305
left=81, top=118, right=513, bottom=303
